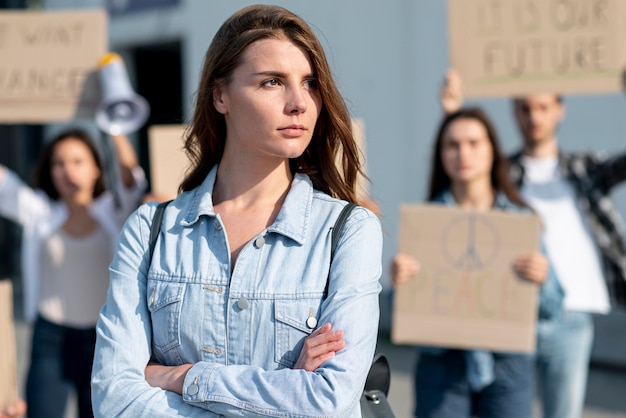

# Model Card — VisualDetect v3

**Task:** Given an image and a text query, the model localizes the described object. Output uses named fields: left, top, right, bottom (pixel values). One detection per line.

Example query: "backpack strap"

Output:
left=148, top=200, right=173, bottom=265
left=324, top=203, right=358, bottom=298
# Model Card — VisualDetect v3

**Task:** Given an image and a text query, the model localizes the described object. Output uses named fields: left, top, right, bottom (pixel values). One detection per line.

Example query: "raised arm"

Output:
left=109, top=134, right=140, bottom=189
left=0, top=164, right=50, bottom=226
left=440, top=68, right=464, bottom=115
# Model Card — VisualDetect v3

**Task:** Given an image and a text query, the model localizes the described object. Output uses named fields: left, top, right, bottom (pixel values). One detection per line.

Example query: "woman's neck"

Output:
left=213, top=156, right=293, bottom=208
left=63, top=200, right=97, bottom=237
left=450, top=179, right=495, bottom=211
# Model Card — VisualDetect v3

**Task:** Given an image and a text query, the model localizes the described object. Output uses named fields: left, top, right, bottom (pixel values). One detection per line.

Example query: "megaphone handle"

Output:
left=101, top=133, right=122, bottom=210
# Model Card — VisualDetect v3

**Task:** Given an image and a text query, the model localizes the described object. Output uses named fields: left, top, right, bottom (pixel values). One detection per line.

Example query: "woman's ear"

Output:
left=213, top=86, right=228, bottom=115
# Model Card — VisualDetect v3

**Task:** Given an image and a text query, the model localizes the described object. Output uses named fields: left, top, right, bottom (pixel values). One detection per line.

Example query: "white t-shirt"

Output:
left=39, top=225, right=112, bottom=328
left=520, top=155, right=610, bottom=313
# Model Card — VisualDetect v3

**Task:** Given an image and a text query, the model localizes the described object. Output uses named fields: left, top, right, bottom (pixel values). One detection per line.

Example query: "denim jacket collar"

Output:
left=179, top=165, right=311, bottom=245
left=437, top=189, right=514, bottom=211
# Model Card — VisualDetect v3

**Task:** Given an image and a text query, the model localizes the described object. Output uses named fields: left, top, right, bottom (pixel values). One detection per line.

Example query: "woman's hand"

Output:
left=293, top=323, right=345, bottom=371
left=514, top=252, right=548, bottom=284
left=440, top=68, right=464, bottom=115
left=0, top=398, right=27, bottom=418
left=390, top=253, right=421, bottom=287
left=145, top=361, right=193, bottom=395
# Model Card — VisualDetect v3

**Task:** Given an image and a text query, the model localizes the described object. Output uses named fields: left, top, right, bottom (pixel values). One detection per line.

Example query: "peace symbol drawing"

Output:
left=440, top=213, right=501, bottom=272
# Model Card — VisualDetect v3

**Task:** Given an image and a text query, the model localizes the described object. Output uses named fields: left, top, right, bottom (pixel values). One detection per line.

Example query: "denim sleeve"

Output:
left=91, top=206, right=221, bottom=418
left=538, top=239, right=565, bottom=320
left=181, top=208, right=383, bottom=417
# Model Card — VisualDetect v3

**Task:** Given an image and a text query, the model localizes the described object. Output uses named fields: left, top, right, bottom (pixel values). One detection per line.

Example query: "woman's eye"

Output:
left=304, top=79, right=318, bottom=89
left=263, top=79, right=280, bottom=87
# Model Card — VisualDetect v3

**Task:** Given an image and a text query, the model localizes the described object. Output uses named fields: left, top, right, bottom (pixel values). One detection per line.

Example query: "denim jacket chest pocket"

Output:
left=274, top=297, right=323, bottom=368
left=147, top=278, right=186, bottom=357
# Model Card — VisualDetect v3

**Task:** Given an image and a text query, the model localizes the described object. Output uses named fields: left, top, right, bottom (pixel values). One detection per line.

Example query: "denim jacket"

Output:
left=420, top=190, right=564, bottom=391
left=91, top=166, right=383, bottom=417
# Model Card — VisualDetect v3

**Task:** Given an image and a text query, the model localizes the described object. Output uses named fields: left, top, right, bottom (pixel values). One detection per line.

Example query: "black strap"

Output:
left=325, top=203, right=358, bottom=298
left=148, top=200, right=357, bottom=298
left=148, top=200, right=172, bottom=265
left=331, top=203, right=357, bottom=263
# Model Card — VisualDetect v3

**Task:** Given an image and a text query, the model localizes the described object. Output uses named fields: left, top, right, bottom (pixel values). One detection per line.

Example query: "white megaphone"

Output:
left=95, top=52, right=150, bottom=135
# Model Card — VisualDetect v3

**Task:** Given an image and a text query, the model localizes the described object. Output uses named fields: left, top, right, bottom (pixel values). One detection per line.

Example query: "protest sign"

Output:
left=392, top=204, right=542, bottom=353
left=0, top=280, right=17, bottom=411
left=148, top=124, right=189, bottom=200
left=447, top=0, right=626, bottom=97
left=0, top=9, right=107, bottom=122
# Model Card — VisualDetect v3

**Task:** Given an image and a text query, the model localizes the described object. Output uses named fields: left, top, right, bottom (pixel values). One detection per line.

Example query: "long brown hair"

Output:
left=32, top=129, right=105, bottom=201
left=427, top=107, right=525, bottom=206
left=179, top=4, right=364, bottom=203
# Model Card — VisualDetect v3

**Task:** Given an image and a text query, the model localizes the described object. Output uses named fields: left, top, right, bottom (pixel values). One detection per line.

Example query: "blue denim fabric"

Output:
left=536, top=310, right=594, bottom=418
left=26, top=316, right=95, bottom=418
left=415, top=350, right=534, bottom=418
left=91, top=167, right=383, bottom=417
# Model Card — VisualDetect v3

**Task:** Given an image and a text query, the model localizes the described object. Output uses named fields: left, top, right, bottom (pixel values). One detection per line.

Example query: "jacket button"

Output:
left=237, top=297, right=249, bottom=310
left=187, top=384, right=199, bottom=396
left=254, top=236, right=265, bottom=248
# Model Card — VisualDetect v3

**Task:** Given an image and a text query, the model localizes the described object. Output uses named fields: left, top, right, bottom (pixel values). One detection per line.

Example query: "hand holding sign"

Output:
left=392, top=204, right=542, bottom=353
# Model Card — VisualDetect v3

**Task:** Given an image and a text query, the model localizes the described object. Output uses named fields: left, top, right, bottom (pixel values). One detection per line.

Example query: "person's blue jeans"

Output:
left=414, top=349, right=534, bottom=418
left=25, top=315, right=96, bottom=418
left=536, top=310, right=594, bottom=418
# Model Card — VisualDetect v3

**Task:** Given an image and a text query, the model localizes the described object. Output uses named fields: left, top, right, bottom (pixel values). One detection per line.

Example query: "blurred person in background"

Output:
left=441, top=69, right=626, bottom=418
left=0, top=129, right=146, bottom=418
left=391, top=107, right=562, bottom=417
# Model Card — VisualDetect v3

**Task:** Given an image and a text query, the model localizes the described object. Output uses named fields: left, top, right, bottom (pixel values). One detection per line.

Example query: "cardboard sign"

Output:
left=0, top=9, right=107, bottom=122
left=148, top=124, right=190, bottom=200
left=447, top=0, right=626, bottom=97
left=392, top=204, right=542, bottom=353
left=0, top=281, right=17, bottom=411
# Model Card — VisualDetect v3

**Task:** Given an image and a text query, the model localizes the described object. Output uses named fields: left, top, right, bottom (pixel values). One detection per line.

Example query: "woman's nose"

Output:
left=285, top=89, right=307, bottom=114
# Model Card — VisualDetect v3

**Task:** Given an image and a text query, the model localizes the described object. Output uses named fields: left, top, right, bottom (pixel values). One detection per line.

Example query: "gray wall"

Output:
left=43, top=0, right=626, bottom=332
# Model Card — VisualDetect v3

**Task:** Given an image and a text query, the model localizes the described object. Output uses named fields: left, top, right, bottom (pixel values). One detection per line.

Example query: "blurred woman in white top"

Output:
left=0, top=128, right=146, bottom=418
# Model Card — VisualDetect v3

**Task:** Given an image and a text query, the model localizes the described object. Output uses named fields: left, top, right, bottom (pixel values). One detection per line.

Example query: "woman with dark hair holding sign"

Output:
left=391, top=107, right=563, bottom=418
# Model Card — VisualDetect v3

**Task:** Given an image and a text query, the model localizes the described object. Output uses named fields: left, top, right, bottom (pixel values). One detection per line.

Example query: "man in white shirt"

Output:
left=508, top=94, right=626, bottom=418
